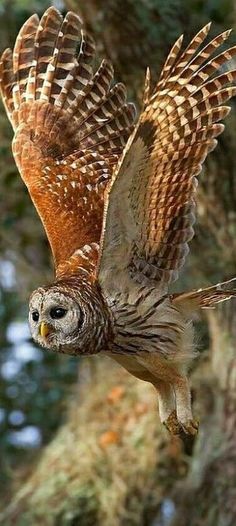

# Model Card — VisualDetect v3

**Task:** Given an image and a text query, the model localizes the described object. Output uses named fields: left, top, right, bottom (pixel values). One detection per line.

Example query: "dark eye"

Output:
left=32, top=310, right=39, bottom=322
left=50, top=307, right=67, bottom=320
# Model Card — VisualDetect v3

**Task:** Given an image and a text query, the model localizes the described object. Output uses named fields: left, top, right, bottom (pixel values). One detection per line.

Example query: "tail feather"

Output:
left=172, top=278, right=236, bottom=309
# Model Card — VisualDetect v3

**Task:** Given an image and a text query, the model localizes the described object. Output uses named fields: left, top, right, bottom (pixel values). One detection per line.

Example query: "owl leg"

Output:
left=111, top=354, right=182, bottom=433
left=136, top=354, right=198, bottom=436
left=155, top=381, right=174, bottom=421
left=172, top=375, right=199, bottom=435
left=154, top=380, right=183, bottom=435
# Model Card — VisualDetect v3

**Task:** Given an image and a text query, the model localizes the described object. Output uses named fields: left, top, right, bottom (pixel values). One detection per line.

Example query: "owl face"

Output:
left=29, top=287, right=84, bottom=354
left=29, top=282, right=112, bottom=355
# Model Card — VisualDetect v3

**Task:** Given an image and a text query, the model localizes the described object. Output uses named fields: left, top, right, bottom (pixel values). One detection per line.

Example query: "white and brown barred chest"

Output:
left=106, top=285, right=195, bottom=361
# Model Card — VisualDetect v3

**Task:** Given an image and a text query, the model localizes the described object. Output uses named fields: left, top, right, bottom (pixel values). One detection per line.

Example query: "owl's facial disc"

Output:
left=29, top=287, right=84, bottom=354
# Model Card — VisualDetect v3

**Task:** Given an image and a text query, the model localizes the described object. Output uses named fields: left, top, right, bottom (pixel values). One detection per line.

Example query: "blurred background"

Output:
left=0, top=0, right=236, bottom=525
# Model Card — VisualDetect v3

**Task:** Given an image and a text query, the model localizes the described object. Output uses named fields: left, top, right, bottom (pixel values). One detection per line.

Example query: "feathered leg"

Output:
left=111, top=354, right=181, bottom=432
left=154, top=380, right=184, bottom=435
left=136, top=352, right=199, bottom=435
left=172, top=375, right=199, bottom=435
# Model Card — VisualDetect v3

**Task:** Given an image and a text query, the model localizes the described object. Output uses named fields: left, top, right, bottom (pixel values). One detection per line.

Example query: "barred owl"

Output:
left=1, top=7, right=236, bottom=435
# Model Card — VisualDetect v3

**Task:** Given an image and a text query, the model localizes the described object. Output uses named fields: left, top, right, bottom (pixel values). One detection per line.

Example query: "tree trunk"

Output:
left=171, top=305, right=236, bottom=526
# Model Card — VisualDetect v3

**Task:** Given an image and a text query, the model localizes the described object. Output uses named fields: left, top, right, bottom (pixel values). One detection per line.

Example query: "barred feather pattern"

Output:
left=109, top=288, right=186, bottom=356
left=0, top=7, right=136, bottom=272
left=99, top=24, right=236, bottom=288
left=172, top=278, right=236, bottom=309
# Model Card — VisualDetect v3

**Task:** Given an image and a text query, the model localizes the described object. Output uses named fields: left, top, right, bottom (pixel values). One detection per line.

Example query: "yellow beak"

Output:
left=40, top=322, right=50, bottom=338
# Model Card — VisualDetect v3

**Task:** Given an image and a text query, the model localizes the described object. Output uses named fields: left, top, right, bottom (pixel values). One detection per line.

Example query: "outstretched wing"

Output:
left=0, top=7, right=135, bottom=275
left=98, top=24, right=236, bottom=292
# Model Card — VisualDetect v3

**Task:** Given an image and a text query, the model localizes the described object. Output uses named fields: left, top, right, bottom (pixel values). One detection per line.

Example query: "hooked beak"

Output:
left=40, top=322, right=50, bottom=339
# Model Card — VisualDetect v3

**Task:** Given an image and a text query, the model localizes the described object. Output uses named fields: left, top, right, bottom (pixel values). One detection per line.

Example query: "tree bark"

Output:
left=171, top=305, right=236, bottom=526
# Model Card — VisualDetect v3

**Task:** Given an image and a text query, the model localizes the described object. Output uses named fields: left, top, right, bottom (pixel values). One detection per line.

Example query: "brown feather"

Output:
left=0, top=7, right=136, bottom=273
left=172, top=278, right=236, bottom=309
left=99, top=25, right=236, bottom=288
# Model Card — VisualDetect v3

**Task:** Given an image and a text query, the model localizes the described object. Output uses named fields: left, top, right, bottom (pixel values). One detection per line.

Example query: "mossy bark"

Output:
left=171, top=307, right=236, bottom=526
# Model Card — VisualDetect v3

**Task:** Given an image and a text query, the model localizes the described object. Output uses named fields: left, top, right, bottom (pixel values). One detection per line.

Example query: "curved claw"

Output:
left=180, top=418, right=199, bottom=436
left=164, top=411, right=199, bottom=437
left=163, top=410, right=183, bottom=435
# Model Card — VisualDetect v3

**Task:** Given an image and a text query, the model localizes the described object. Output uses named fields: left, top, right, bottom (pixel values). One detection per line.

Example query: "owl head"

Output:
left=29, top=278, right=113, bottom=355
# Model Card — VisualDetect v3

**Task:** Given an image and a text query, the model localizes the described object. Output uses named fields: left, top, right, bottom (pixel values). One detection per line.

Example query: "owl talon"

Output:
left=164, top=411, right=199, bottom=436
left=163, top=410, right=183, bottom=435
left=180, top=418, right=199, bottom=436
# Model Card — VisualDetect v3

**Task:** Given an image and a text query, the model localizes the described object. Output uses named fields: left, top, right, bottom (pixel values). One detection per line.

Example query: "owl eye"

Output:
left=50, top=307, right=67, bottom=319
left=32, top=310, right=39, bottom=322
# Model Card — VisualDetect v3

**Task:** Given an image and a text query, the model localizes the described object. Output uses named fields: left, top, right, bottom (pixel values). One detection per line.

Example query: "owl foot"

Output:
left=179, top=418, right=199, bottom=436
left=163, top=410, right=183, bottom=435
left=164, top=411, right=199, bottom=436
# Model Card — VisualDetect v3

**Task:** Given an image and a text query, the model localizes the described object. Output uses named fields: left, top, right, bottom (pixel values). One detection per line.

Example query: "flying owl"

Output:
left=1, top=7, right=236, bottom=436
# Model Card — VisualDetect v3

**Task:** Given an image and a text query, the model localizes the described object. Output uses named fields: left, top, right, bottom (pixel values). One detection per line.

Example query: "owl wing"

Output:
left=0, top=7, right=135, bottom=275
left=98, top=25, right=236, bottom=291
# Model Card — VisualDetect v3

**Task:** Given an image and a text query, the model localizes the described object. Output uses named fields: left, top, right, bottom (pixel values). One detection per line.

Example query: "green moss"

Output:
left=0, top=360, right=188, bottom=526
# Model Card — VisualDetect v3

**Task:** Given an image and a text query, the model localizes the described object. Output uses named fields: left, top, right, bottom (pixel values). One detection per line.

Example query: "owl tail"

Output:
left=172, top=278, right=236, bottom=310
left=0, top=6, right=135, bottom=159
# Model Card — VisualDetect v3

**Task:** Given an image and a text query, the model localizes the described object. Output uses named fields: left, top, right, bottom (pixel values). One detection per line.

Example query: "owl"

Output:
left=1, top=7, right=236, bottom=436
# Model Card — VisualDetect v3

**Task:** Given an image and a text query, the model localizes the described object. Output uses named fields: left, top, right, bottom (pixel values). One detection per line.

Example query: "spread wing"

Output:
left=98, top=24, right=236, bottom=292
left=0, top=7, right=135, bottom=276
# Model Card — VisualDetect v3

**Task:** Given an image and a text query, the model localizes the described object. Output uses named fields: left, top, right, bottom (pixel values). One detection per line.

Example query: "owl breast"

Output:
left=107, top=286, right=194, bottom=362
